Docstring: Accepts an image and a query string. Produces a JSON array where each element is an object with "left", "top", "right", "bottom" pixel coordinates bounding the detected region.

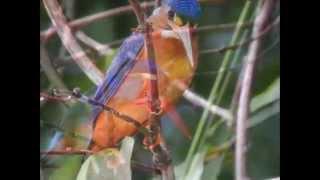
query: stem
[
  {"left": 184, "top": 1, "right": 253, "bottom": 175},
  {"left": 128, "top": 0, "right": 145, "bottom": 26},
  {"left": 235, "top": 1, "right": 277, "bottom": 180},
  {"left": 43, "top": 0, "right": 104, "bottom": 85},
  {"left": 40, "top": 149, "right": 93, "bottom": 155},
  {"left": 40, "top": 44, "right": 67, "bottom": 90},
  {"left": 196, "top": 21, "right": 253, "bottom": 34},
  {"left": 183, "top": 89, "right": 232, "bottom": 121},
  {"left": 76, "top": 31, "right": 113, "bottom": 56},
  {"left": 128, "top": 1, "right": 174, "bottom": 179},
  {"left": 41, "top": 1, "right": 155, "bottom": 42}
]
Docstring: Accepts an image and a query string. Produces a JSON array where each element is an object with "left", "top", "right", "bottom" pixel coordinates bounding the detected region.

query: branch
[
  {"left": 128, "top": 1, "right": 174, "bottom": 179},
  {"left": 41, "top": 1, "right": 155, "bottom": 42},
  {"left": 40, "top": 44, "right": 68, "bottom": 90},
  {"left": 183, "top": 89, "right": 232, "bottom": 121},
  {"left": 40, "top": 149, "right": 93, "bottom": 155},
  {"left": 76, "top": 31, "right": 114, "bottom": 56},
  {"left": 128, "top": 0, "right": 145, "bottom": 26},
  {"left": 235, "top": 1, "right": 277, "bottom": 180},
  {"left": 196, "top": 21, "right": 253, "bottom": 33},
  {"left": 104, "top": 22, "right": 253, "bottom": 49},
  {"left": 43, "top": 0, "right": 104, "bottom": 85},
  {"left": 52, "top": 21, "right": 254, "bottom": 64},
  {"left": 40, "top": 89, "right": 149, "bottom": 136},
  {"left": 200, "top": 17, "right": 279, "bottom": 55}
]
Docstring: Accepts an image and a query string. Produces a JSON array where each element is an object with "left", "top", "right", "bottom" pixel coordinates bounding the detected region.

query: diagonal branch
[
  {"left": 183, "top": 89, "right": 232, "bottom": 121},
  {"left": 43, "top": 0, "right": 104, "bottom": 85},
  {"left": 40, "top": 90, "right": 149, "bottom": 136},
  {"left": 76, "top": 31, "right": 114, "bottom": 56},
  {"left": 41, "top": 1, "right": 155, "bottom": 42},
  {"left": 235, "top": 1, "right": 278, "bottom": 180}
]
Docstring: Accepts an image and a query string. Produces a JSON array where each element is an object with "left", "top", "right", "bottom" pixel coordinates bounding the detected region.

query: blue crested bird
[{"left": 88, "top": 0, "right": 202, "bottom": 152}]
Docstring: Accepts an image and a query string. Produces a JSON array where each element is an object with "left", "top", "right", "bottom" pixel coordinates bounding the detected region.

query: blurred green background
[{"left": 40, "top": 0, "right": 280, "bottom": 180}]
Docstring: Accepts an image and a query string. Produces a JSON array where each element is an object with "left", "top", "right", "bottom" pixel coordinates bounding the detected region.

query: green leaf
[
  {"left": 248, "top": 77, "right": 280, "bottom": 128},
  {"left": 175, "top": 150, "right": 206, "bottom": 180},
  {"left": 249, "top": 100, "right": 279, "bottom": 128},
  {"left": 185, "top": 152, "right": 206, "bottom": 180},
  {"left": 49, "top": 156, "right": 83, "bottom": 180},
  {"left": 251, "top": 77, "right": 280, "bottom": 113},
  {"left": 202, "top": 155, "right": 225, "bottom": 180},
  {"left": 76, "top": 137, "right": 134, "bottom": 180}
]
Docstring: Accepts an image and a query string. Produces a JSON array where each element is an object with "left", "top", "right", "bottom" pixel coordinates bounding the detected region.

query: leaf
[
  {"left": 49, "top": 156, "right": 83, "bottom": 180},
  {"left": 175, "top": 150, "right": 206, "bottom": 180},
  {"left": 201, "top": 155, "right": 225, "bottom": 180},
  {"left": 249, "top": 77, "right": 280, "bottom": 127},
  {"left": 76, "top": 137, "right": 134, "bottom": 180},
  {"left": 265, "top": 177, "right": 280, "bottom": 180},
  {"left": 185, "top": 152, "right": 206, "bottom": 180},
  {"left": 251, "top": 77, "right": 280, "bottom": 113},
  {"left": 249, "top": 100, "right": 279, "bottom": 128}
]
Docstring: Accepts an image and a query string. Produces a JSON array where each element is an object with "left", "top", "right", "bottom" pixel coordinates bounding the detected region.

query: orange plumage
[{"left": 89, "top": 8, "right": 198, "bottom": 152}]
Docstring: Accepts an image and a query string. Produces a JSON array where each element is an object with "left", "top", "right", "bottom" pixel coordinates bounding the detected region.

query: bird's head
[{"left": 147, "top": 0, "right": 201, "bottom": 68}]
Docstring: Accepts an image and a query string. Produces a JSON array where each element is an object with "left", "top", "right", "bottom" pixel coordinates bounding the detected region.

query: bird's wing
[{"left": 90, "top": 33, "right": 145, "bottom": 125}]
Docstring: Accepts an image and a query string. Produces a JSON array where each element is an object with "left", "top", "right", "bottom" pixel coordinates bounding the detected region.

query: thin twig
[
  {"left": 43, "top": 0, "right": 104, "bottom": 85},
  {"left": 41, "top": 1, "right": 155, "bottom": 42},
  {"left": 196, "top": 21, "right": 253, "bottom": 33},
  {"left": 183, "top": 89, "right": 232, "bottom": 121},
  {"left": 184, "top": 2, "right": 253, "bottom": 175},
  {"left": 40, "top": 149, "right": 93, "bottom": 155},
  {"left": 104, "top": 22, "right": 253, "bottom": 48},
  {"left": 145, "top": 22, "right": 173, "bottom": 180},
  {"left": 235, "top": 1, "right": 277, "bottom": 180},
  {"left": 200, "top": 17, "right": 279, "bottom": 55},
  {"left": 128, "top": 1, "right": 174, "bottom": 179},
  {"left": 40, "top": 45, "right": 68, "bottom": 90},
  {"left": 41, "top": 90, "right": 149, "bottom": 135},
  {"left": 128, "top": 0, "right": 145, "bottom": 26},
  {"left": 40, "top": 91, "right": 72, "bottom": 102},
  {"left": 52, "top": 21, "right": 254, "bottom": 65},
  {"left": 57, "top": 0, "right": 76, "bottom": 59},
  {"left": 76, "top": 31, "right": 114, "bottom": 56}
]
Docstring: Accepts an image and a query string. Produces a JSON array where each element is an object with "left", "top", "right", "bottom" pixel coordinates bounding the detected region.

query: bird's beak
[{"left": 167, "top": 22, "right": 195, "bottom": 68}]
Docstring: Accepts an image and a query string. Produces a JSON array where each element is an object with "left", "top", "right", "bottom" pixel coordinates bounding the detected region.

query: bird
[{"left": 88, "top": 0, "right": 202, "bottom": 152}]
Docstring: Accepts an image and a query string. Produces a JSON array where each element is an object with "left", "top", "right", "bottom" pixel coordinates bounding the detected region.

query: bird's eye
[{"left": 168, "top": 10, "right": 175, "bottom": 20}]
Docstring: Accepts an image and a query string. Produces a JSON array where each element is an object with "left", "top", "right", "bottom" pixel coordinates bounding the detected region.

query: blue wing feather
[
  {"left": 90, "top": 33, "right": 144, "bottom": 125},
  {"left": 167, "top": 0, "right": 201, "bottom": 20}
]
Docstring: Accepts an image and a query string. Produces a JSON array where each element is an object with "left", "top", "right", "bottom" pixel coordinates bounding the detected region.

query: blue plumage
[
  {"left": 90, "top": 33, "right": 144, "bottom": 125},
  {"left": 167, "top": 0, "right": 202, "bottom": 20}
]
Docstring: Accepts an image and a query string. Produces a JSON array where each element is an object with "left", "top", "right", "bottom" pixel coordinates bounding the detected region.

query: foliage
[{"left": 77, "top": 137, "right": 134, "bottom": 180}]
